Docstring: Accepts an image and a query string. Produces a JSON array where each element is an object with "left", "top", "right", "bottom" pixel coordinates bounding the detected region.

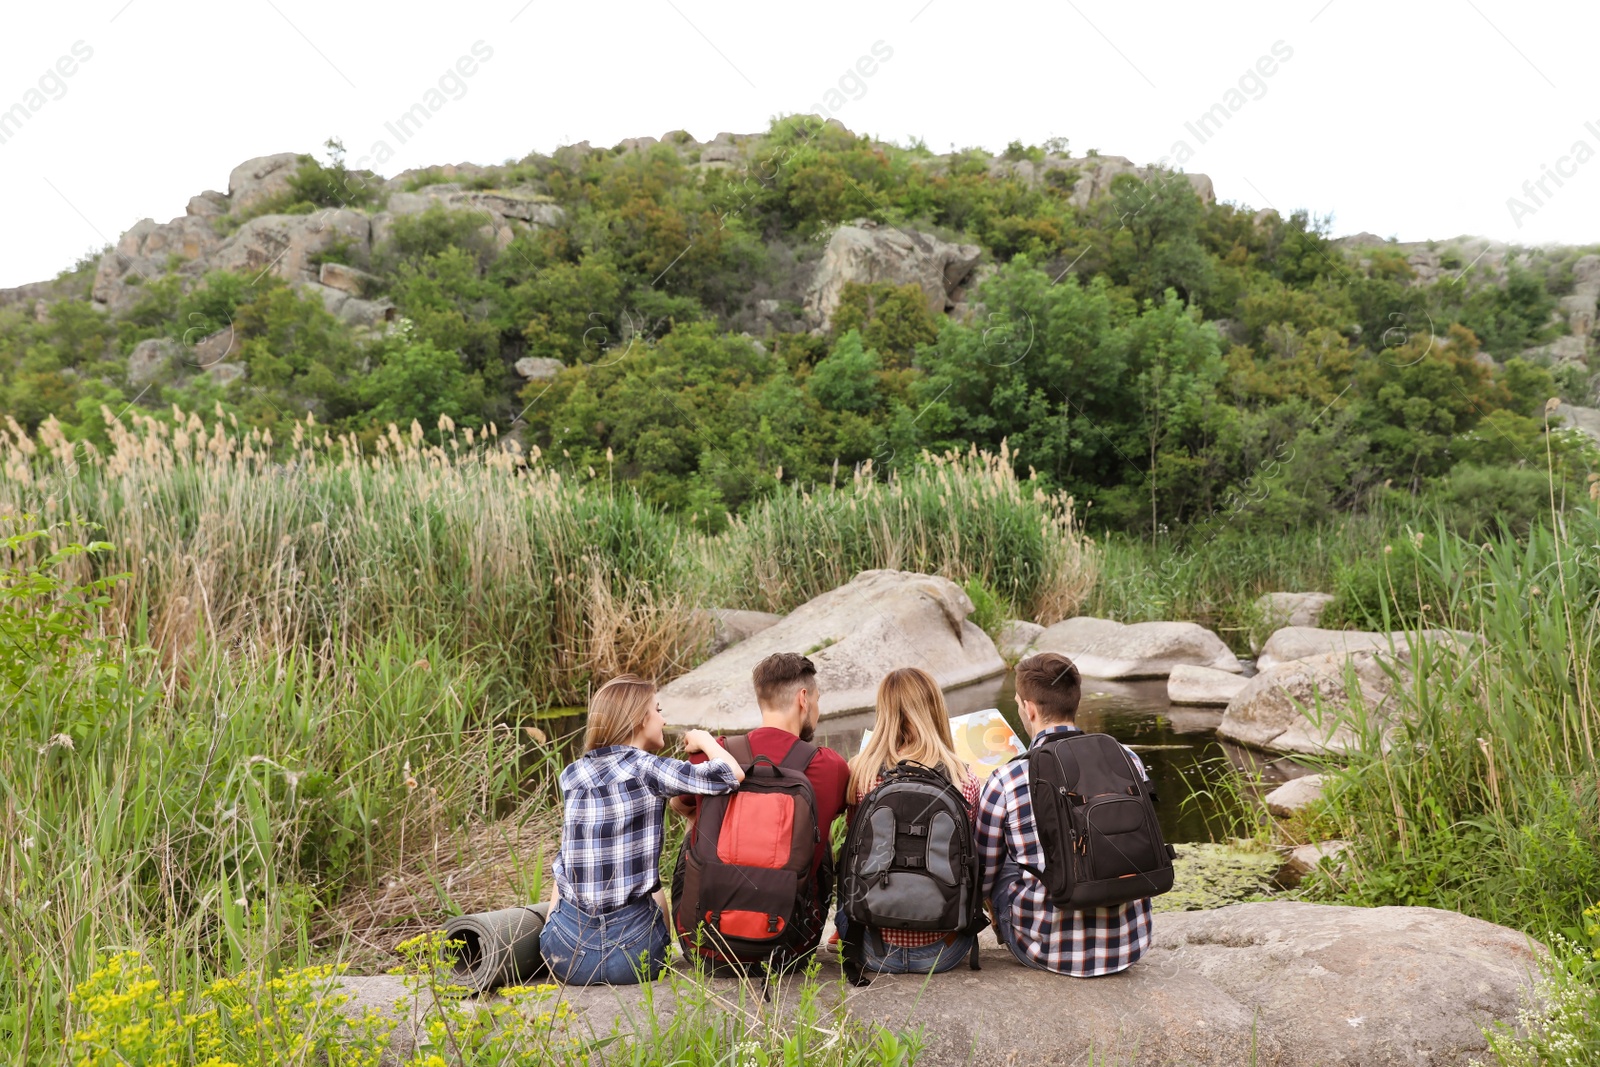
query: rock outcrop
[
  {"left": 995, "top": 619, "right": 1043, "bottom": 661},
  {"left": 803, "top": 220, "right": 982, "bottom": 330},
  {"left": 695, "top": 608, "right": 784, "bottom": 657},
  {"left": 1218, "top": 650, "right": 1402, "bottom": 755},
  {"left": 334, "top": 901, "right": 1540, "bottom": 1067},
  {"left": 658, "top": 570, "right": 1003, "bottom": 729},
  {"left": 1026, "top": 617, "right": 1242, "bottom": 679},
  {"left": 1255, "top": 625, "right": 1465, "bottom": 672},
  {"left": 1167, "top": 663, "right": 1250, "bottom": 706}
]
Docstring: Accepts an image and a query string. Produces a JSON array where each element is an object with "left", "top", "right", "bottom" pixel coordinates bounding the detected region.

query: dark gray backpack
[
  {"left": 1018, "top": 731, "right": 1176, "bottom": 910},
  {"left": 836, "top": 760, "right": 985, "bottom": 985}
]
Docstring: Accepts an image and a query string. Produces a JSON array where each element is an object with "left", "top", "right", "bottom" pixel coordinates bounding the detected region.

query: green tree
[{"left": 807, "top": 330, "right": 883, "bottom": 413}]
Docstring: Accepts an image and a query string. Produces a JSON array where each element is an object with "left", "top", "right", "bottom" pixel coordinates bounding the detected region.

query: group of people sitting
[{"left": 535, "top": 650, "right": 1164, "bottom": 985}]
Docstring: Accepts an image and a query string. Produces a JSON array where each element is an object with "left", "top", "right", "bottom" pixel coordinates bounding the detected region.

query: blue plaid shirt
[
  {"left": 552, "top": 746, "right": 737, "bottom": 914},
  {"left": 976, "top": 724, "right": 1154, "bottom": 976}
]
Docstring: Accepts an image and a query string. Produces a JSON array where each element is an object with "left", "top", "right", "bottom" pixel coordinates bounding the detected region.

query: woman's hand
[{"left": 683, "top": 728, "right": 716, "bottom": 754}]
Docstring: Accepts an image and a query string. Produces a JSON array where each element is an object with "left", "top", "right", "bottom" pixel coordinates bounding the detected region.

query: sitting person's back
[
  {"left": 976, "top": 652, "right": 1154, "bottom": 977},
  {"left": 675, "top": 652, "right": 849, "bottom": 972},
  {"left": 837, "top": 667, "right": 983, "bottom": 977}
]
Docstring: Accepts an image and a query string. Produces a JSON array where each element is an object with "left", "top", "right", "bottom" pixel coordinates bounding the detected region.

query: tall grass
[{"left": 718, "top": 444, "right": 1096, "bottom": 622}]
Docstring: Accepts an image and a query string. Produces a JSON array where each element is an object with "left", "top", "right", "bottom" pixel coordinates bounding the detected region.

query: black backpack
[
  {"left": 836, "top": 760, "right": 986, "bottom": 985},
  {"left": 1016, "top": 731, "right": 1176, "bottom": 910}
]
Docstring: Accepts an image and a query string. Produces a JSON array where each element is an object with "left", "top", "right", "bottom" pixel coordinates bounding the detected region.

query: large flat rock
[
  {"left": 1256, "top": 626, "right": 1466, "bottom": 672},
  {"left": 659, "top": 570, "right": 1003, "bottom": 729},
  {"left": 1028, "top": 617, "right": 1243, "bottom": 679},
  {"left": 336, "top": 902, "right": 1539, "bottom": 1066},
  {"left": 1218, "top": 650, "right": 1403, "bottom": 755}
]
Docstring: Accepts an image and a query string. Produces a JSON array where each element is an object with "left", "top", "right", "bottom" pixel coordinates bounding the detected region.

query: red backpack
[{"left": 673, "top": 736, "right": 823, "bottom": 965}]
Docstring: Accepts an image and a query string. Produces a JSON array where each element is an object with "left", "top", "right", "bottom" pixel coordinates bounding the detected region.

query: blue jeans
[
  {"left": 835, "top": 911, "right": 976, "bottom": 975},
  {"left": 989, "top": 855, "right": 1050, "bottom": 972},
  {"left": 539, "top": 897, "right": 669, "bottom": 985}
]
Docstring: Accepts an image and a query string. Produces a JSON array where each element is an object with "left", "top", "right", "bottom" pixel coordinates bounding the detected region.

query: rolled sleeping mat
[{"left": 441, "top": 903, "right": 548, "bottom": 992}]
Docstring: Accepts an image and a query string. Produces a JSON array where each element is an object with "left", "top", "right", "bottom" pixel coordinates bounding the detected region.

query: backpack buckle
[{"left": 767, "top": 915, "right": 780, "bottom": 933}]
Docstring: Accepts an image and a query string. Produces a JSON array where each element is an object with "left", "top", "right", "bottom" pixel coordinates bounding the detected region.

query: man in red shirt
[{"left": 673, "top": 652, "right": 850, "bottom": 970}]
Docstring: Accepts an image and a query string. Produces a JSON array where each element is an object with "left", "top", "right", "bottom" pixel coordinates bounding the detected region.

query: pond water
[{"left": 814, "top": 669, "right": 1314, "bottom": 843}]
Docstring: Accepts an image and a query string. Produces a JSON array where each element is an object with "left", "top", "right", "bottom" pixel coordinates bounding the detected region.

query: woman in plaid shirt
[
  {"left": 837, "top": 667, "right": 981, "bottom": 974},
  {"left": 540, "top": 675, "right": 745, "bottom": 985}
]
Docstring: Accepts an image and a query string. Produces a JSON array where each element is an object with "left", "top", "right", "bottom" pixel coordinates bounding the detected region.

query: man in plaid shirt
[{"left": 975, "top": 652, "right": 1154, "bottom": 976}]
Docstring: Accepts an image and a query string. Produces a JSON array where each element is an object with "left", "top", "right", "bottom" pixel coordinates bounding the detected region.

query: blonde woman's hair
[
  {"left": 583, "top": 674, "right": 657, "bottom": 752},
  {"left": 848, "top": 668, "right": 972, "bottom": 802}
]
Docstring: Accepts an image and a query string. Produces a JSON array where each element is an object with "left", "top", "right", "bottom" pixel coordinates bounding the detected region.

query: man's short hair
[
  {"left": 752, "top": 652, "right": 817, "bottom": 707},
  {"left": 1015, "top": 652, "right": 1081, "bottom": 723}
]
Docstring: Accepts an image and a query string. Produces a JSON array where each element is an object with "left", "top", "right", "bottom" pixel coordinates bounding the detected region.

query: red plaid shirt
[{"left": 975, "top": 724, "right": 1153, "bottom": 976}]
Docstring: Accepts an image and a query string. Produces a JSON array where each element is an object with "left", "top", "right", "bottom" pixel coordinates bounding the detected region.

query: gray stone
[
  {"left": 659, "top": 569, "right": 1003, "bottom": 729},
  {"left": 333, "top": 901, "right": 1538, "bottom": 1067},
  {"left": 1027, "top": 616, "right": 1242, "bottom": 679},
  {"left": 803, "top": 221, "right": 982, "bottom": 329},
  {"left": 996, "top": 619, "right": 1044, "bottom": 661},
  {"left": 1256, "top": 626, "right": 1466, "bottom": 672},
  {"left": 92, "top": 215, "right": 225, "bottom": 312},
  {"left": 189, "top": 327, "right": 235, "bottom": 368},
  {"left": 319, "top": 262, "right": 380, "bottom": 296},
  {"left": 1252, "top": 593, "right": 1334, "bottom": 650},
  {"left": 697, "top": 608, "right": 784, "bottom": 656},
  {"left": 1556, "top": 402, "right": 1600, "bottom": 444},
  {"left": 513, "top": 356, "right": 564, "bottom": 382},
  {"left": 1167, "top": 663, "right": 1250, "bottom": 706},
  {"left": 1263, "top": 773, "right": 1327, "bottom": 817},
  {"left": 226, "top": 152, "right": 302, "bottom": 212},
  {"left": 205, "top": 362, "right": 246, "bottom": 387},
  {"left": 1218, "top": 650, "right": 1402, "bottom": 756},
  {"left": 212, "top": 210, "right": 371, "bottom": 285},
  {"left": 1275, "top": 840, "right": 1349, "bottom": 888},
  {"left": 186, "top": 190, "right": 229, "bottom": 217},
  {"left": 127, "top": 338, "right": 180, "bottom": 385}
]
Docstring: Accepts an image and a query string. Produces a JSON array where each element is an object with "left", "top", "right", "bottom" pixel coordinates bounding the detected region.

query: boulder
[
  {"left": 1027, "top": 617, "right": 1242, "bottom": 679},
  {"left": 212, "top": 210, "right": 371, "bottom": 284},
  {"left": 1275, "top": 840, "right": 1349, "bottom": 888},
  {"left": 513, "top": 356, "right": 564, "bottom": 382},
  {"left": 127, "top": 338, "right": 180, "bottom": 385},
  {"left": 1167, "top": 663, "right": 1249, "bottom": 706},
  {"left": 1556, "top": 402, "right": 1600, "bottom": 444},
  {"left": 1218, "top": 650, "right": 1402, "bottom": 756},
  {"left": 186, "top": 190, "right": 229, "bottom": 217},
  {"left": 92, "top": 215, "right": 225, "bottom": 312},
  {"left": 334, "top": 901, "right": 1538, "bottom": 1066},
  {"left": 1256, "top": 626, "right": 1464, "bottom": 672},
  {"left": 374, "top": 185, "right": 563, "bottom": 251},
  {"left": 227, "top": 152, "right": 302, "bottom": 212},
  {"left": 189, "top": 327, "right": 235, "bottom": 368},
  {"left": 995, "top": 619, "right": 1044, "bottom": 661},
  {"left": 1251, "top": 592, "right": 1334, "bottom": 651},
  {"left": 658, "top": 570, "right": 1003, "bottom": 729},
  {"left": 206, "top": 362, "right": 246, "bottom": 387},
  {"left": 1263, "top": 773, "right": 1327, "bottom": 817},
  {"left": 698, "top": 608, "right": 784, "bottom": 657},
  {"left": 318, "top": 262, "right": 379, "bottom": 296},
  {"left": 803, "top": 221, "right": 982, "bottom": 329}
]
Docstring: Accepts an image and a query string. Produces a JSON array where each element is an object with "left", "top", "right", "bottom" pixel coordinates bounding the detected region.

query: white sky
[{"left": 2, "top": 0, "right": 1597, "bottom": 289}]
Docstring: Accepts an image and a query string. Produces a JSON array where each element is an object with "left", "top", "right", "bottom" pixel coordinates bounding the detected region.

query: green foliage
[
  {"left": 831, "top": 281, "right": 941, "bottom": 366},
  {"left": 360, "top": 324, "right": 489, "bottom": 429},
  {"left": 808, "top": 330, "right": 883, "bottom": 413}
]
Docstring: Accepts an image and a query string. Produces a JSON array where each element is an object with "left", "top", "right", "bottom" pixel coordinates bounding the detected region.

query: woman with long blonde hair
[
  {"left": 839, "top": 667, "right": 981, "bottom": 974},
  {"left": 539, "top": 674, "right": 744, "bottom": 985}
]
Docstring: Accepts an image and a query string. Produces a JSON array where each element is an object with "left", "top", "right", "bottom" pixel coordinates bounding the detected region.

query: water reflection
[{"left": 814, "top": 671, "right": 1313, "bottom": 844}]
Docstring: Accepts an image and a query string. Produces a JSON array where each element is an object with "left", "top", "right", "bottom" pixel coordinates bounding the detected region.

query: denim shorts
[
  {"left": 834, "top": 911, "right": 977, "bottom": 975},
  {"left": 539, "top": 896, "right": 669, "bottom": 985}
]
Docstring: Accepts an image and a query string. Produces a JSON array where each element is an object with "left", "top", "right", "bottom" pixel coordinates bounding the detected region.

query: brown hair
[
  {"left": 848, "top": 668, "right": 972, "bottom": 802},
  {"left": 583, "top": 674, "right": 657, "bottom": 752},
  {"left": 751, "top": 652, "right": 817, "bottom": 709},
  {"left": 1015, "top": 652, "right": 1081, "bottom": 723}
]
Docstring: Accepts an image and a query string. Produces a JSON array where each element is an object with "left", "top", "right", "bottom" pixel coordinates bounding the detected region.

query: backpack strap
[
  {"left": 723, "top": 734, "right": 756, "bottom": 770},
  {"left": 777, "top": 737, "right": 819, "bottom": 772}
]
